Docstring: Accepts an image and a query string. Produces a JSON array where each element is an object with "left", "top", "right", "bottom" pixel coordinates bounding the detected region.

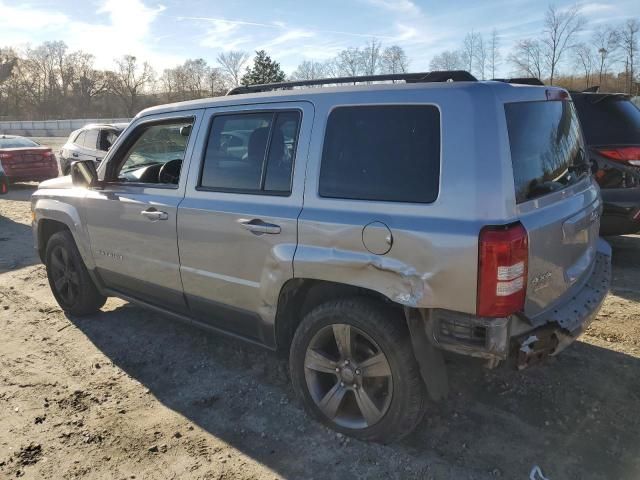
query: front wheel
[
  {"left": 45, "top": 230, "right": 106, "bottom": 315},
  {"left": 289, "top": 297, "right": 426, "bottom": 443}
]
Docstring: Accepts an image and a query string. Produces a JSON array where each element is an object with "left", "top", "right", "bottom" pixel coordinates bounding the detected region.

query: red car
[{"left": 0, "top": 135, "right": 58, "bottom": 183}]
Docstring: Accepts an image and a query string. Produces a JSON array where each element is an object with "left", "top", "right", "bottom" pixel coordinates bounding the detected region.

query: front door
[
  {"left": 83, "top": 111, "right": 202, "bottom": 313},
  {"left": 178, "top": 102, "right": 314, "bottom": 344}
]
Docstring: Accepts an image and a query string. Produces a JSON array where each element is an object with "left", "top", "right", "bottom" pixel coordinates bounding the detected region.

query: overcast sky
[{"left": 1, "top": 0, "right": 639, "bottom": 76}]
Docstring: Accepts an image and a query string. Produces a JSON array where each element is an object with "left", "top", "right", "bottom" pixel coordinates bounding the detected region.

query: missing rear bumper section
[{"left": 417, "top": 246, "right": 611, "bottom": 368}]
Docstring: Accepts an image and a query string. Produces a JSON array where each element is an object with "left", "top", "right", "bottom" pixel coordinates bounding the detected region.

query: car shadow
[
  {"left": 0, "top": 214, "right": 39, "bottom": 273},
  {"left": 607, "top": 234, "right": 640, "bottom": 302},
  {"left": 67, "top": 302, "right": 640, "bottom": 479}
]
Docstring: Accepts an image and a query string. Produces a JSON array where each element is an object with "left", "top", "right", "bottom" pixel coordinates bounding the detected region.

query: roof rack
[
  {"left": 492, "top": 77, "right": 545, "bottom": 86},
  {"left": 226, "top": 70, "right": 477, "bottom": 95}
]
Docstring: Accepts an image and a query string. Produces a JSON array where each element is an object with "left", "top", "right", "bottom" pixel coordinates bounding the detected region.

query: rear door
[
  {"left": 505, "top": 98, "right": 602, "bottom": 319},
  {"left": 178, "top": 102, "right": 313, "bottom": 344}
]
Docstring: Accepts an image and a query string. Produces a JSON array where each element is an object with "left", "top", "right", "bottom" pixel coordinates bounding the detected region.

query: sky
[{"left": 1, "top": 0, "right": 639, "bottom": 77}]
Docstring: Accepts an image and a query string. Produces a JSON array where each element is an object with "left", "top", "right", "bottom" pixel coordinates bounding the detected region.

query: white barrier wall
[{"left": 0, "top": 118, "right": 131, "bottom": 137}]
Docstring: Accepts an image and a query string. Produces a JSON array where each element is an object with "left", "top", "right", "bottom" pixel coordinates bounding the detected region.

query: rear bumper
[
  {"left": 6, "top": 170, "right": 58, "bottom": 183},
  {"left": 425, "top": 239, "right": 612, "bottom": 367}
]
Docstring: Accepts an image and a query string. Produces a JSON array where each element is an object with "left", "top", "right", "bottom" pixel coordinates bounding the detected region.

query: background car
[
  {"left": 58, "top": 123, "right": 128, "bottom": 175},
  {"left": 0, "top": 135, "right": 58, "bottom": 184},
  {"left": 0, "top": 162, "right": 8, "bottom": 194},
  {"left": 571, "top": 90, "right": 640, "bottom": 235}
]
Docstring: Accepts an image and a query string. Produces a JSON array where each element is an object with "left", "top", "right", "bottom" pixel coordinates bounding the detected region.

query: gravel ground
[{"left": 1, "top": 184, "right": 639, "bottom": 479}]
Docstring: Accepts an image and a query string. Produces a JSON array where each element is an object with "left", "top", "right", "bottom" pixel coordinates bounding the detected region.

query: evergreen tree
[{"left": 241, "top": 50, "right": 286, "bottom": 86}]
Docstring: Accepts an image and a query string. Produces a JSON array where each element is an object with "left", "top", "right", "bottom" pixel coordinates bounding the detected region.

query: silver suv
[{"left": 31, "top": 72, "right": 612, "bottom": 443}]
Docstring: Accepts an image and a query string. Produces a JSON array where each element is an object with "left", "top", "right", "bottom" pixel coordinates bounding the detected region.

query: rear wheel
[
  {"left": 45, "top": 230, "right": 106, "bottom": 315},
  {"left": 289, "top": 297, "right": 426, "bottom": 443}
]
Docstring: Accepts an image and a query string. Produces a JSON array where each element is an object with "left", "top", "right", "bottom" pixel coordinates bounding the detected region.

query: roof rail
[
  {"left": 492, "top": 77, "right": 545, "bottom": 86},
  {"left": 226, "top": 70, "right": 477, "bottom": 95}
]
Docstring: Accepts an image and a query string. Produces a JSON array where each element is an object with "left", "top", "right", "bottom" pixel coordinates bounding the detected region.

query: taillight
[
  {"left": 477, "top": 223, "right": 528, "bottom": 317},
  {"left": 0, "top": 152, "right": 12, "bottom": 161},
  {"left": 596, "top": 146, "right": 640, "bottom": 167}
]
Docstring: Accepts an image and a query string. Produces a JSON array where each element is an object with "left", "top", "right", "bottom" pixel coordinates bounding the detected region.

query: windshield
[
  {"left": 505, "top": 100, "right": 588, "bottom": 204},
  {"left": 0, "top": 137, "right": 39, "bottom": 149}
]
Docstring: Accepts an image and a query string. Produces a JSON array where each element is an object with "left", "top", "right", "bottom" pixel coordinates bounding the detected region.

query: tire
[
  {"left": 289, "top": 297, "right": 426, "bottom": 443},
  {"left": 45, "top": 230, "right": 107, "bottom": 315}
]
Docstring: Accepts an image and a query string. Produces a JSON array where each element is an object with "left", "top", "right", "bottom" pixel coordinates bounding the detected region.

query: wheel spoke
[
  {"left": 318, "top": 382, "right": 346, "bottom": 419},
  {"left": 305, "top": 348, "right": 338, "bottom": 374},
  {"left": 54, "top": 276, "right": 68, "bottom": 292},
  {"left": 354, "top": 386, "right": 383, "bottom": 426},
  {"left": 59, "top": 247, "right": 70, "bottom": 266},
  {"left": 332, "top": 324, "right": 352, "bottom": 359},
  {"left": 359, "top": 353, "right": 391, "bottom": 378},
  {"left": 68, "top": 271, "right": 81, "bottom": 288},
  {"left": 51, "top": 253, "right": 65, "bottom": 272}
]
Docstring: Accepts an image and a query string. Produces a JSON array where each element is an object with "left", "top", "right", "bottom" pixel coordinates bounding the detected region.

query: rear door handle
[
  {"left": 239, "top": 219, "right": 281, "bottom": 235},
  {"left": 141, "top": 208, "right": 169, "bottom": 221}
]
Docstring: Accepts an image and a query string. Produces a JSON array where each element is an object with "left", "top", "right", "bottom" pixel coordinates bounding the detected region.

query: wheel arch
[{"left": 274, "top": 278, "right": 402, "bottom": 354}]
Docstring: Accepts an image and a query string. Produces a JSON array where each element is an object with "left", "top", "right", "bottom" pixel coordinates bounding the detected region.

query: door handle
[
  {"left": 141, "top": 208, "right": 169, "bottom": 221},
  {"left": 72, "top": 153, "right": 79, "bottom": 158},
  {"left": 239, "top": 219, "right": 281, "bottom": 235}
]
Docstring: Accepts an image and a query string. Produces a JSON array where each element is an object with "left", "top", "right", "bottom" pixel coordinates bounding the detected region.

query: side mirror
[{"left": 71, "top": 160, "right": 99, "bottom": 188}]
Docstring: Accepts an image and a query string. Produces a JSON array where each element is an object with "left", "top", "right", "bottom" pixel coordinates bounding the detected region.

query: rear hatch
[
  {"left": 0, "top": 147, "right": 57, "bottom": 176},
  {"left": 505, "top": 97, "right": 601, "bottom": 320}
]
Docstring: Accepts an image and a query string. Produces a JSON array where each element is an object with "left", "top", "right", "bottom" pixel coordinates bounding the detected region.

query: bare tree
[
  {"left": 592, "top": 25, "right": 620, "bottom": 87},
  {"left": 0, "top": 48, "right": 17, "bottom": 84},
  {"left": 107, "top": 55, "right": 155, "bottom": 116},
  {"left": 489, "top": 29, "right": 500, "bottom": 78},
  {"left": 574, "top": 43, "right": 596, "bottom": 88},
  {"left": 336, "top": 47, "right": 363, "bottom": 77},
  {"left": 429, "top": 50, "right": 463, "bottom": 71},
  {"left": 290, "top": 60, "right": 331, "bottom": 81},
  {"left": 381, "top": 45, "right": 409, "bottom": 74},
  {"left": 510, "top": 39, "right": 545, "bottom": 79},
  {"left": 541, "top": 5, "right": 585, "bottom": 85},
  {"left": 216, "top": 51, "right": 250, "bottom": 88},
  {"left": 474, "top": 35, "right": 488, "bottom": 79},
  {"left": 461, "top": 31, "right": 480, "bottom": 74},
  {"left": 361, "top": 39, "right": 382, "bottom": 76},
  {"left": 620, "top": 19, "right": 639, "bottom": 94}
]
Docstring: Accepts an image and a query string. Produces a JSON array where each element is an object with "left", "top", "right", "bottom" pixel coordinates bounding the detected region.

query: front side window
[
  {"left": 114, "top": 120, "right": 193, "bottom": 185},
  {"left": 200, "top": 111, "right": 300, "bottom": 194},
  {"left": 319, "top": 105, "right": 441, "bottom": 203}
]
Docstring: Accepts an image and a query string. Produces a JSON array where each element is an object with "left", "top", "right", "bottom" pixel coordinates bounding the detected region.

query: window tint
[
  {"left": 83, "top": 129, "right": 99, "bottom": 149},
  {"left": 319, "top": 106, "right": 440, "bottom": 203},
  {"left": 116, "top": 120, "right": 193, "bottom": 185},
  {"left": 506, "top": 100, "right": 588, "bottom": 204},
  {"left": 200, "top": 111, "right": 300, "bottom": 194},
  {"left": 572, "top": 95, "right": 640, "bottom": 145}
]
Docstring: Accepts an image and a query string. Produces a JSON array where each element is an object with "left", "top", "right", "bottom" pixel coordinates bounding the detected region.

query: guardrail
[{"left": 0, "top": 118, "right": 131, "bottom": 137}]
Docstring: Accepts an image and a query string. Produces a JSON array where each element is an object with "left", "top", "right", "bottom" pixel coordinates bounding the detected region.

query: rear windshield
[
  {"left": 505, "top": 100, "right": 588, "bottom": 204},
  {"left": 0, "top": 137, "right": 39, "bottom": 148},
  {"left": 572, "top": 95, "right": 640, "bottom": 145}
]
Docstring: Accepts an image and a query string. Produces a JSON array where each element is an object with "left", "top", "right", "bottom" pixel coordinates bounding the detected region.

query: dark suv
[{"left": 571, "top": 91, "right": 640, "bottom": 235}]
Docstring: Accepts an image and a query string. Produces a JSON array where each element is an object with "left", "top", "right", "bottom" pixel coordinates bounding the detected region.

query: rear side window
[
  {"left": 83, "top": 129, "right": 99, "bottom": 149},
  {"left": 572, "top": 95, "right": 640, "bottom": 145},
  {"left": 74, "top": 131, "right": 86, "bottom": 146},
  {"left": 505, "top": 101, "right": 587, "bottom": 204},
  {"left": 319, "top": 105, "right": 440, "bottom": 203},
  {"left": 200, "top": 111, "right": 300, "bottom": 194}
]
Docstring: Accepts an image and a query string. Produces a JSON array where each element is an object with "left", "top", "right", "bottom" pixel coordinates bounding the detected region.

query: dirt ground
[{"left": 1, "top": 183, "right": 639, "bottom": 480}]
